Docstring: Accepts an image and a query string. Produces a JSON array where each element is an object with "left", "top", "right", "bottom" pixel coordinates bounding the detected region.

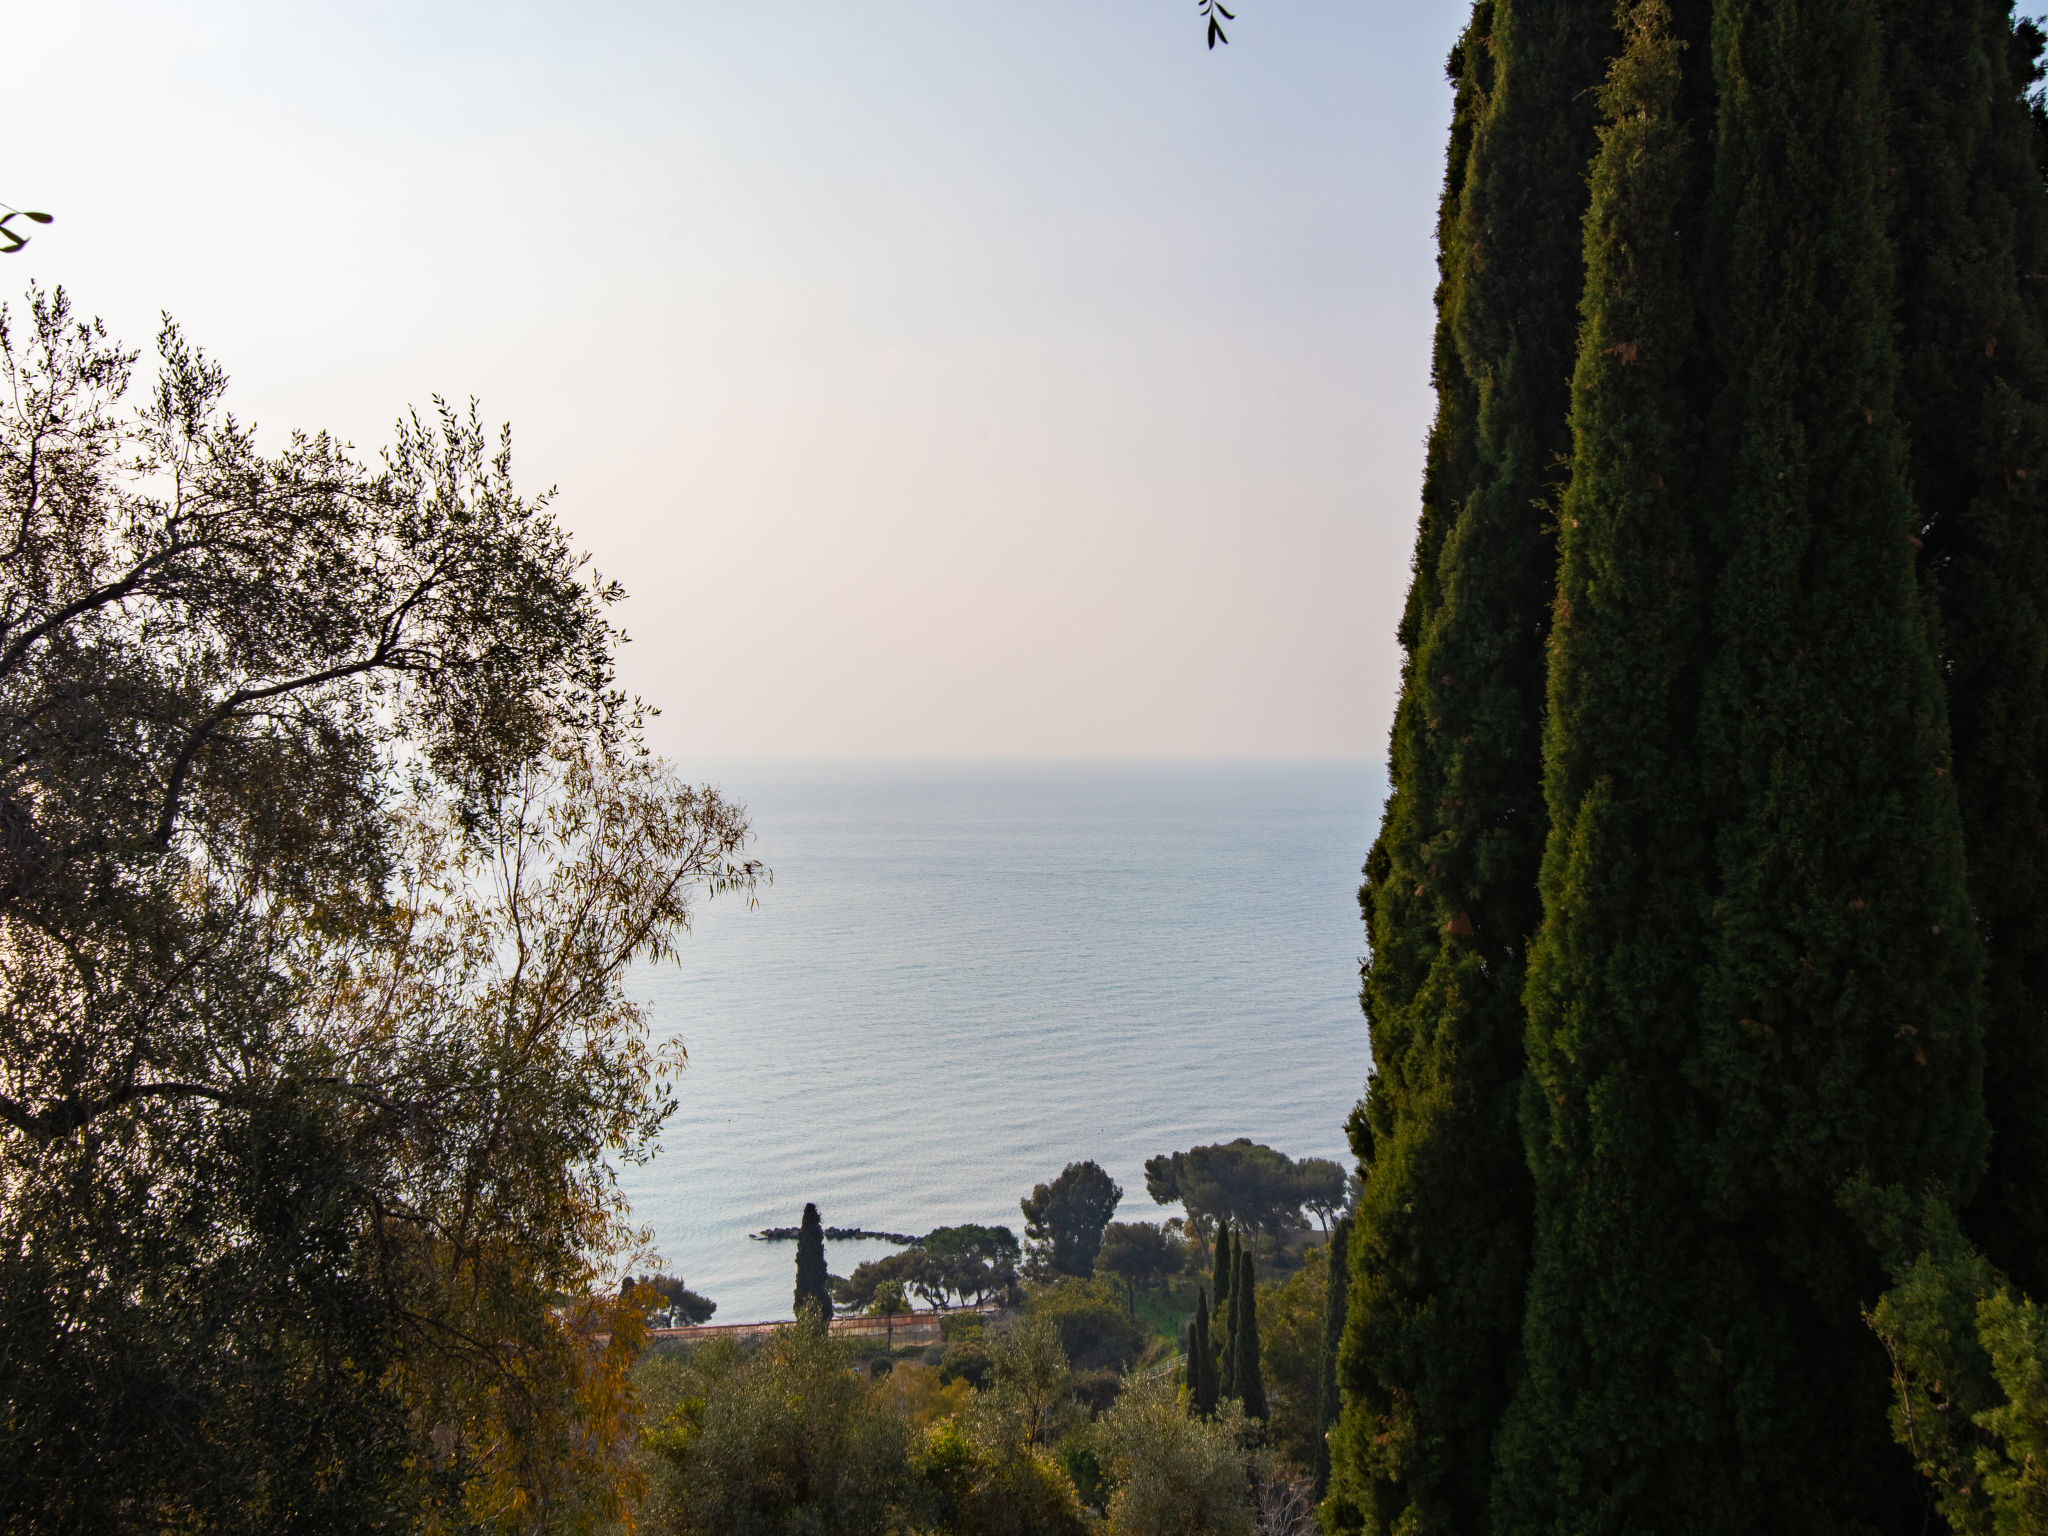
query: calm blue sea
[{"left": 617, "top": 761, "right": 1386, "bottom": 1324}]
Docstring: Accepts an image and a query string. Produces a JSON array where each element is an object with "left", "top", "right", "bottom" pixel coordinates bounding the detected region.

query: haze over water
[{"left": 620, "top": 760, "right": 1385, "bottom": 1324}]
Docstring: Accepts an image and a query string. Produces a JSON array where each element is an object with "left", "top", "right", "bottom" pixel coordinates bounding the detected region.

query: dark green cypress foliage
[
  {"left": 1213, "top": 1225, "right": 1236, "bottom": 1400},
  {"left": 1223, "top": 1254, "right": 1239, "bottom": 1397},
  {"left": 1315, "top": 1214, "right": 1354, "bottom": 1502},
  {"left": 1212, "top": 1224, "right": 1234, "bottom": 1316},
  {"left": 1220, "top": 1253, "right": 1236, "bottom": 1409},
  {"left": 1500, "top": 0, "right": 1990, "bottom": 1528},
  {"left": 1684, "top": 0, "right": 1986, "bottom": 1520},
  {"left": 1191, "top": 1288, "right": 1218, "bottom": 1418},
  {"left": 1236, "top": 1248, "right": 1268, "bottom": 1421},
  {"left": 1339, "top": 0, "right": 1617, "bottom": 1528},
  {"left": 794, "top": 1202, "right": 833, "bottom": 1323},
  {"left": 1491, "top": 3, "right": 1720, "bottom": 1526},
  {"left": 1886, "top": 1, "right": 2048, "bottom": 1301}
]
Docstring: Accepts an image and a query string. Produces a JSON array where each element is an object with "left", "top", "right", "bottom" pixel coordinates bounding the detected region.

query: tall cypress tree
[
  {"left": 1687, "top": 0, "right": 1986, "bottom": 1519},
  {"left": 1499, "top": 1, "right": 1989, "bottom": 1528},
  {"left": 1315, "top": 1214, "right": 1354, "bottom": 1502},
  {"left": 1213, "top": 1225, "right": 1236, "bottom": 1400},
  {"left": 793, "top": 1202, "right": 833, "bottom": 1323},
  {"left": 1491, "top": 4, "right": 1720, "bottom": 1525},
  {"left": 1886, "top": 2, "right": 2048, "bottom": 1301},
  {"left": 1339, "top": 1, "right": 1617, "bottom": 1528},
  {"left": 1212, "top": 1224, "right": 1234, "bottom": 1317},
  {"left": 1191, "top": 1287, "right": 1218, "bottom": 1418},
  {"left": 1236, "top": 1248, "right": 1268, "bottom": 1421},
  {"left": 1224, "top": 1270, "right": 1241, "bottom": 1403},
  {"left": 1335, "top": 4, "right": 2046, "bottom": 1529}
]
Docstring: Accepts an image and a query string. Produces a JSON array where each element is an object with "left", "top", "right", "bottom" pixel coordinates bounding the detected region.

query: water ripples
[{"left": 617, "top": 761, "right": 1385, "bottom": 1323}]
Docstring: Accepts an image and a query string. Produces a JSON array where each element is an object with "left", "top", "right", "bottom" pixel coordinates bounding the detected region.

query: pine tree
[
  {"left": 1498, "top": 1, "right": 1990, "bottom": 1528},
  {"left": 794, "top": 1202, "right": 833, "bottom": 1323},
  {"left": 1886, "top": 2, "right": 2048, "bottom": 1301},
  {"left": 1236, "top": 1248, "right": 1268, "bottom": 1422},
  {"left": 1315, "top": 1214, "right": 1353, "bottom": 1502},
  {"left": 1191, "top": 1287, "right": 1218, "bottom": 1418},
  {"left": 1338, "top": 0, "right": 1618, "bottom": 1528}
]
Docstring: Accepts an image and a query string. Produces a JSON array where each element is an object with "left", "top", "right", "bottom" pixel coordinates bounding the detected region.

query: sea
[{"left": 617, "top": 760, "right": 1387, "bottom": 1324}]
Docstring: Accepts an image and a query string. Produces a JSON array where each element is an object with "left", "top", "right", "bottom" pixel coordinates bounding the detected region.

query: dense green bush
[
  {"left": 637, "top": 1321, "right": 909, "bottom": 1536},
  {"left": 1867, "top": 1198, "right": 2048, "bottom": 1534},
  {"left": 1255, "top": 1243, "right": 1330, "bottom": 1474},
  {"left": 1024, "top": 1277, "right": 1149, "bottom": 1375},
  {"left": 939, "top": 1315, "right": 995, "bottom": 1389},
  {"left": 1095, "top": 1378, "right": 1253, "bottom": 1536},
  {"left": 633, "top": 1313, "right": 1105, "bottom": 1536},
  {"left": 909, "top": 1417, "right": 1086, "bottom": 1536}
]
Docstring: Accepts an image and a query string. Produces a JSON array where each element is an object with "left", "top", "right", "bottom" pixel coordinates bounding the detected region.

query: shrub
[
  {"left": 879, "top": 1361, "right": 974, "bottom": 1433},
  {"left": 1254, "top": 1246, "right": 1328, "bottom": 1473},
  {"left": 941, "top": 1335, "right": 995, "bottom": 1390},
  {"left": 1096, "top": 1377, "right": 1254, "bottom": 1536},
  {"left": 909, "top": 1416, "right": 1087, "bottom": 1536},
  {"left": 1026, "top": 1276, "right": 1148, "bottom": 1375},
  {"left": 636, "top": 1321, "right": 909, "bottom": 1535}
]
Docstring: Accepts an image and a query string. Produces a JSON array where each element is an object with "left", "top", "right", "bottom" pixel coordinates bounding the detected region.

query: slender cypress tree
[
  {"left": 1315, "top": 1215, "right": 1354, "bottom": 1502},
  {"left": 1191, "top": 1288, "right": 1218, "bottom": 1418},
  {"left": 1236, "top": 1248, "right": 1268, "bottom": 1421},
  {"left": 1212, "top": 1225, "right": 1236, "bottom": 1400},
  {"left": 1220, "top": 1253, "right": 1236, "bottom": 1409},
  {"left": 793, "top": 1202, "right": 833, "bottom": 1323},
  {"left": 1336, "top": 4, "right": 2045, "bottom": 1530},
  {"left": 1886, "top": 2, "right": 2048, "bottom": 1301},
  {"left": 1498, "top": 1, "right": 1989, "bottom": 1528},
  {"left": 1686, "top": 0, "right": 1986, "bottom": 1519},
  {"left": 1491, "top": 4, "right": 1720, "bottom": 1525},
  {"left": 1339, "top": 1, "right": 1617, "bottom": 1528}
]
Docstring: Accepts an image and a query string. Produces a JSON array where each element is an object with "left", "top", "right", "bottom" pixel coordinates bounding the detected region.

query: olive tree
[
  {"left": 0, "top": 286, "right": 759, "bottom": 1533},
  {"left": 1096, "top": 1377, "right": 1253, "bottom": 1536}
]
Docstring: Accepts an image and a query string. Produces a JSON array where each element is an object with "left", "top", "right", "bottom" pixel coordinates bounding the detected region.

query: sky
[{"left": 13, "top": 1, "right": 1468, "bottom": 762}]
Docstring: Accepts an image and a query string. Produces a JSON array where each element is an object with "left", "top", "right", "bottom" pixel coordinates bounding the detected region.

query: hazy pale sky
[{"left": 15, "top": 1, "right": 1466, "bottom": 761}]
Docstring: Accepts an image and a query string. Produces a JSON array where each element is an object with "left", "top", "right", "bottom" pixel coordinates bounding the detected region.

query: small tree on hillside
[
  {"left": 974, "top": 1318, "right": 1076, "bottom": 1454},
  {"left": 922, "top": 1224, "right": 1021, "bottom": 1306},
  {"left": 1098, "top": 1376, "right": 1255, "bottom": 1536},
  {"left": 1213, "top": 1226, "right": 1237, "bottom": 1400},
  {"left": 639, "top": 1318, "right": 910, "bottom": 1535},
  {"left": 1295, "top": 1159, "right": 1347, "bottom": 1235},
  {"left": 836, "top": 1250, "right": 945, "bottom": 1313},
  {"left": 1097, "top": 1222, "right": 1182, "bottom": 1315},
  {"left": 624, "top": 1274, "right": 717, "bottom": 1327},
  {"left": 871, "top": 1279, "right": 907, "bottom": 1350},
  {"left": 1234, "top": 1249, "right": 1267, "bottom": 1422},
  {"left": 1024, "top": 1276, "right": 1149, "bottom": 1375},
  {"left": 1020, "top": 1161, "right": 1123, "bottom": 1279},
  {"left": 1190, "top": 1288, "right": 1218, "bottom": 1419},
  {"left": 1314, "top": 1214, "right": 1353, "bottom": 1500}
]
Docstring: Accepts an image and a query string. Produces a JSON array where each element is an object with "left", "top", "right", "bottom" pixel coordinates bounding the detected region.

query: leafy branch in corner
[
  {"left": 0, "top": 205, "right": 52, "bottom": 255},
  {"left": 1199, "top": 0, "right": 1234, "bottom": 50}
]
